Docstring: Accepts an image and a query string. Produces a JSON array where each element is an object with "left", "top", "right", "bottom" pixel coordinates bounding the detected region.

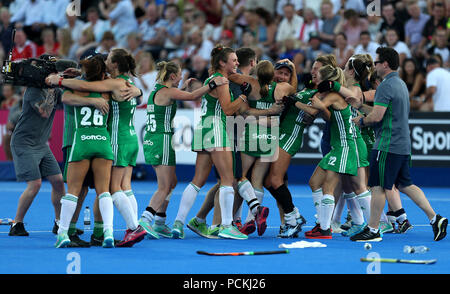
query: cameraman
[{"left": 8, "top": 54, "right": 77, "bottom": 236}]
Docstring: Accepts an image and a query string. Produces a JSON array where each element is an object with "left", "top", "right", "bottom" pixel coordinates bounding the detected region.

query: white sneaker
[{"left": 331, "top": 221, "right": 344, "bottom": 233}]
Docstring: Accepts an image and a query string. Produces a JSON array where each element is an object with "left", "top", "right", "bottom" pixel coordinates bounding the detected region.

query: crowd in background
[{"left": 0, "top": 0, "right": 448, "bottom": 113}]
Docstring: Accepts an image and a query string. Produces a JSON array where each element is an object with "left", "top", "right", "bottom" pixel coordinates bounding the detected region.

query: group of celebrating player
[{"left": 43, "top": 42, "right": 446, "bottom": 248}]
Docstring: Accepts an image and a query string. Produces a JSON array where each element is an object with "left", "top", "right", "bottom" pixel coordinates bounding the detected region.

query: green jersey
[
  {"left": 73, "top": 92, "right": 108, "bottom": 130},
  {"left": 108, "top": 75, "right": 138, "bottom": 145},
  {"left": 146, "top": 83, "right": 177, "bottom": 134},
  {"left": 63, "top": 103, "right": 75, "bottom": 148}
]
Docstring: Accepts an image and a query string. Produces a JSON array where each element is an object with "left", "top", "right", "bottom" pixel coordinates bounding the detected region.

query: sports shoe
[
  {"left": 9, "top": 222, "right": 29, "bottom": 236},
  {"left": 350, "top": 226, "right": 382, "bottom": 242},
  {"left": 233, "top": 219, "right": 243, "bottom": 230},
  {"left": 255, "top": 206, "right": 269, "bottom": 236},
  {"left": 397, "top": 219, "right": 413, "bottom": 234},
  {"left": 432, "top": 214, "right": 448, "bottom": 241},
  {"left": 218, "top": 225, "right": 248, "bottom": 240},
  {"left": 171, "top": 220, "right": 185, "bottom": 239},
  {"left": 55, "top": 232, "right": 71, "bottom": 248},
  {"left": 207, "top": 226, "right": 220, "bottom": 239},
  {"left": 277, "top": 225, "right": 286, "bottom": 238},
  {"left": 340, "top": 212, "right": 352, "bottom": 231},
  {"left": 379, "top": 221, "right": 395, "bottom": 234},
  {"left": 52, "top": 220, "right": 83, "bottom": 235},
  {"left": 279, "top": 223, "right": 301, "bottom": 238},
  {"left": 304, "top": 223, "right": 320, "bottom": 237},
  {"left": 342, "top": 222, "right": 366, "bottom": 237},
  {"left": 102, "top": 228, "right": 115, "bottom": 248},
  {"left": 331, "top": 221, "right": 344, "bottom": 234},
  {"left": 90, "top": 234, "right": 120, "bottom": 246},
  {"left": 153, "top": 223, "right": 173, "bottom": 238},
  {"left": 239, "top": 219, "right": 256, "bottom": 235},
  {"left": 139, "top": 219, "right": 160, "bottom": 239},
  {"left": 68, "top": 234, "right": 90, "bottom": 247},
  {"left": 116, "top": 225, "right": 147, "bottom": 247},
  {"left": 187, "top": 217, "right": 209, "bottom": 238},
  {"left": 305, "top": 227, "right": 332, "bottom": 239}
]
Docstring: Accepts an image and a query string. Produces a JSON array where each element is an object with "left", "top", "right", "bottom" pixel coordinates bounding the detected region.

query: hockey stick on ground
[
  {"left": 197, "top": 249, "right": 289, "bottom": 256},
  {"left": 360, "top": 257, "right": 437, "bottom": 264}
]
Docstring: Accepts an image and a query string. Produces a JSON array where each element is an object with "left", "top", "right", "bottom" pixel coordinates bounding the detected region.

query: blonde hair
[
  {"left": 156, "top": 61, "right": 180, "bottom": 82},
  {"left": 256, "top": 60, "right": 274, "bottom": 97},
  {"left": 316, "top": 54, "right": 337, "bottom": 67},
  {"left": 319, "top": 65, "right": 345, "bottom": 85}
]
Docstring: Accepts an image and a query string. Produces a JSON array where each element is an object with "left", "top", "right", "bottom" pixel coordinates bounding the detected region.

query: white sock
[
  {"left": 380, "top": 211, "right": 389, "bottom": 223},
  {"left": 58, "top": 194, "right": 78, "bottom": 234},
  {"left": 219, "top": 186, "right": 235, "bottom": 226},
  {"left": 319, "top": 194, "right": 335, "bottom": 230},
  {"left": 124, "top": 190, "right": 138, "bottom": 220},
  {"left": 244, "top": 188, "right": 264, "bottom": 223},
  {"left": 331, "top": 194, "right": 345, "bottom": 223},
  {"left": 344, "top": 192, "right": 364, "bottom": 225},
  {"left": 238, "top": 180, "right": 259, "bottom": 216},
  {"left": 99, "top": 192, "right": 114, "bottom": 231},
  {"left": 356, "top": 190, "right": 372, "bottom": 221},
  {"left": 112, "top": 191, "right": 138, "bottom": 230},
  {"left": 284, "top": 207, "right": 299, "bottom": 226},
  {"left": 154, "top": 214, "right": 166, "bottom": 225},
  {"left": 175, "top": 182, "right": 200, "bottom": 224},
  {"left": 312, "top": 188, "right": 323, "bottom": 223},
  {"left": 141, "top": 210, "right": 155, "bottom": 223}
]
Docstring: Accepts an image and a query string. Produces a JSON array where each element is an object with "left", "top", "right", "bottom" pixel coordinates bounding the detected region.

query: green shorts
[
  {"left": 278, "top": 123, "right": 305, "bottom": 156},
  {"left": 355, "top": 136, "right": 369, "bottom": 168},
  {"left": 69, "top": 128, "right": 114, "bottom": 163},
  {"left": 319, "top": 144, "right": 358, "bottom": 176},
  {"left": 112, "top": 140, "right": 139, "bottom": 167},
  {"left": 361, "top": 126, "right": 375, "bottom": 161},
  {"left": 241, "top": 122, "right": 277, "bottom": 157},
  {"left": 192, "top": 116, "right": 232, "bottom": 151},
  {"left": 143, "top": 132, "right": 175, "bottom": 166}
]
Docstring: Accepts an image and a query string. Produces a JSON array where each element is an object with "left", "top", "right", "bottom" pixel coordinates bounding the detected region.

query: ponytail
[
  {"left": 156, "top": 61, "right": 180, "bottom": 82},
  {"left": 110, "top": 48, "right": 137, "bottom": 76}
]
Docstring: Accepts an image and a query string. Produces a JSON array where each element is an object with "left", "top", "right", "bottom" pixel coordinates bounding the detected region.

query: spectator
[
  {"left": 55, "top": 28, "right": 72, "bottom": 58},
  {"left": 0, "top": 7, "right": 14, "bottom": 54},
  {"left": 10, "top": 0, "right": 46, "bottom": 44},
  {"left": 217, "top": 28, "right": 236, "bottom": 49},
  {"left": 275, "top": 0, "right": 303, "bottom": 21},
  {"left": 99, "top": 0, "right": 138, "bottom": 47},
  {"left": 11, "top": 28, "right": 37, "bottom": 61},
  {"left": 191, "top": 11, "right": 215, "bottom": 42},
  {"left": 354, "top": 31, "right": 380, "bottom": 61},
  {"left": 367, "top": 15, "right": 383, "bottom": 42},
  {"left": 254, "top": 8, "right": 277, "bottom": 52},
  {"left": 95, "top": 31, "right": 116, "bottom": 54},
  {"left": 279, "top": 38, "right": 306, "bottom": 64},
  {"left": 419, "top": 0, "right": 447, "bottom": 51},
  {"left": 139, "top": 2, "right": 164, "bottom": 61},
  {"left": 275, "top": 3, "right": 304, "bottom": 46},
  {"left": 132, "top": 51, "right": 157, "bottom": 107},
  {"left": 333, "top": 32, "right": 354, "bottom": 69},
  {"left": 36, "top": 27, "right": 59, "bottom": 56},
  {"left": 245, "top": 0, "right": 276, "bottom": 16},
  {"left": 188, "top": 0, "right": 222, "bottom": 26},
  {"left": 158, "top": 3, "right": 183, "bottom": 60},
  {"left": 81, "top": 6, "right": 111, "bottom": 44},
  {"left": 187, "top": 55, "right": 210, "bottom": 84},
  {"left": 424, "top": 28, "right": 449, "bottom": 67},
  {"left": 69, "top": 26, "right": 97, "bottom": 61},
  {"left": 404, "top": 0, "right": 430, "bottom": 55},
  {"left": 298, "top": 8, "right": 323, "bottom": 47},
  {"left": 304, "top": 32, "right": 333, "bottom": 72},
  {"left": 42, "top": 0, "right": 69, "bottom": 28},
  {"left": 320, "top": 0, "right": 341, "bottom": 47},
  {"left": 419, "top": 57, "right": 450, "bottom": 111},
  {"left": 126, "top": 32, "right": 143, "bottom": 57},
  {"left": 378, "top": 2, "right": 405, "bottom": 43},
  {"left": 344, "top": 0, "right": 366, "bottom": 15},
  {"left": 229, "top": 0, "right": 248, "bottom": 29},
  {"left": 63, "top": 13, "right": 85, "bottom": 45},
  {"left": 174, "top": 28, "right": 214, "bottom": 62},
  {"left": 182, "top": 2, "right": 197, "bottom": 40},
  {"left": 384, "top": 28, "right": 411, "bottom": 66},
  {"left": 0, "top": 84, "right": 19, "bottom": 110},
  {"left": 212, "top": 15, "right": 243, "bottom": 46},
  {"left": 335, "top": 9, "right": 369, "bottom": 47},
  {"left": 400, "top": 58, "right": 426, "bottom": 110}
]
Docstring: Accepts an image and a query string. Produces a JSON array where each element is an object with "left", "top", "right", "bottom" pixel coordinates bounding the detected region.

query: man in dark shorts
[{"left": 350, "top": 47, "right": 447, "bottom": 242}]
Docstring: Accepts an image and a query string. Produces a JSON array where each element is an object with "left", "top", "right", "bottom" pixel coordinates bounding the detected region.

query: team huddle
[{"left": 9, "top": 43, "right": 446, "bottom": 248}]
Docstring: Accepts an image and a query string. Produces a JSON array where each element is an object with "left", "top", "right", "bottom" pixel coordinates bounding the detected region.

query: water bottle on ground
[
  {"left": 84, "top": 206, "right": 91, "bottom": 231},
  {"left": 403, "top": 245, "right": 429, "bottom": 254}
]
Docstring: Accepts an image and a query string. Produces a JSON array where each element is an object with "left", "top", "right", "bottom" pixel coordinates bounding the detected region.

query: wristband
[
  {"left": 359, "top": 117, "right": 365, "bottom": 127},
  {"left": 138, "top": 89, "right": 143, "bottom": 97},
  {"left": 58, "top": 77, "right": 64, "bottom": 87},
  {"left": 208, "top": 80, "right": 217, "bottom": 90}
]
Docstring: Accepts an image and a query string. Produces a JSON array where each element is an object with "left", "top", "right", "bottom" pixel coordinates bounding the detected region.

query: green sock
[
  {"left": 93, "top": 221, "right": 104, "bottom": 238},
  {"left": 68, "top": 222, "right": 77, "bottom": 236}
]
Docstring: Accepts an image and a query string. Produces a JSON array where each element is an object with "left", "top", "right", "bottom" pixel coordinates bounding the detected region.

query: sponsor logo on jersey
[
  {"left": 252, "top": 133, "right": 276, "bottom": 140},
  {"left": 143, "top": 140, "right": 153, "bottom": 146},
  {"left": 81, "top": 135, "right": 107, "bottom": 141}
]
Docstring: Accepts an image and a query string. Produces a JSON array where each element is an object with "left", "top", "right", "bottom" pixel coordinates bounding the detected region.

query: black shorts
[
  {"left": 368, "top": 149, "right": 413, "bottom": 190},
  {"left": 62, "top": 146, "right": 95, "bottom": 189}
]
